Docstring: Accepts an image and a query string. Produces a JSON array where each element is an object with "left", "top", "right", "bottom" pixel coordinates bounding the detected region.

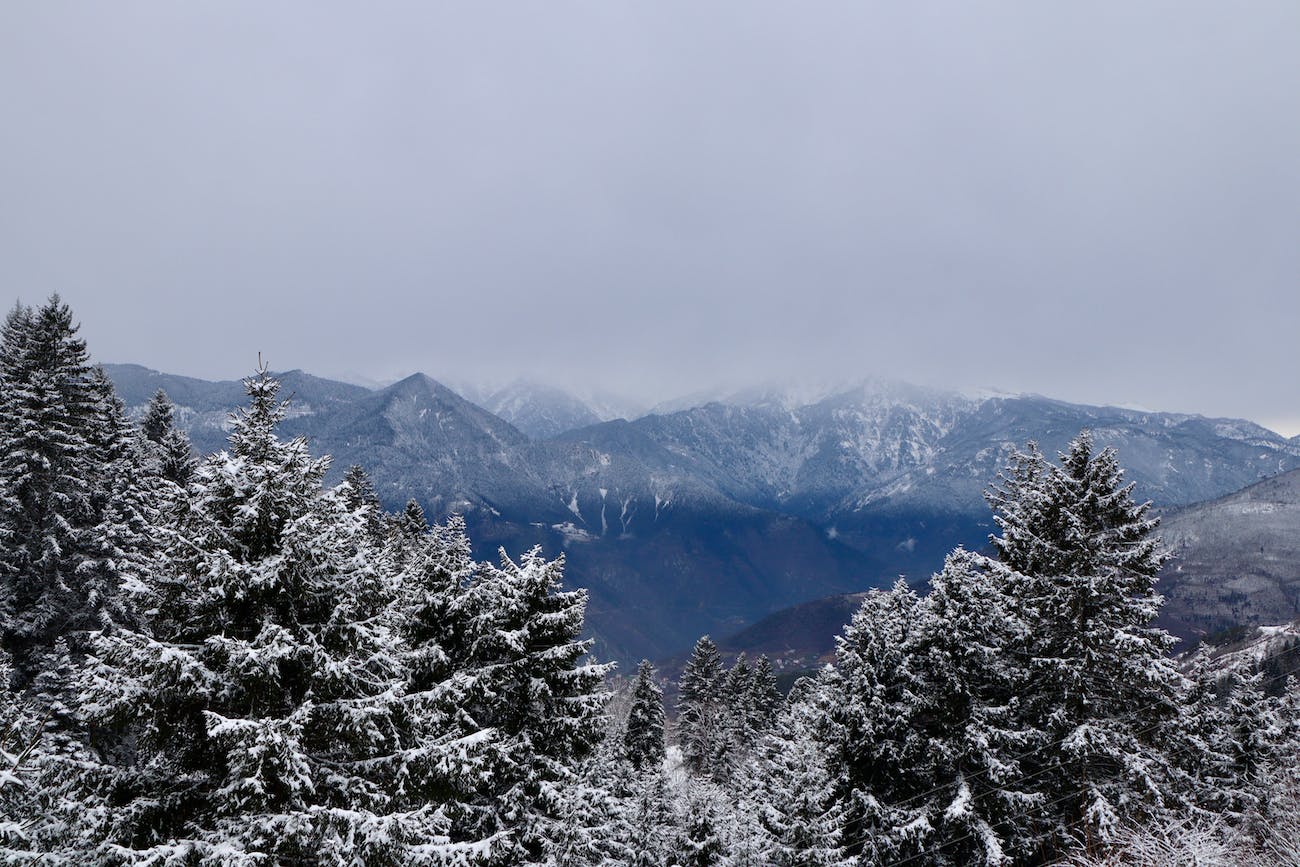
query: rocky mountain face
[
  {"left": 102, "top": 363, "right": 1300, "bottom": 664},
  {"left": 1156, "top": 468, "right": 1300, "bottom": 647},
  {"left": 452, "top": 379, "right": 607, "bottom": 440}
]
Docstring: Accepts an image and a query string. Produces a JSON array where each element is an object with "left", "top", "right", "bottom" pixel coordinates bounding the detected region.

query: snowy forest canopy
[{"left": 2, "top": 295, "right": 1299, "bottom": 866}]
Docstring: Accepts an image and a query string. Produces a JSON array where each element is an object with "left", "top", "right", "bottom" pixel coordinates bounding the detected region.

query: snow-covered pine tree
[
  {"left": 138, "top": 389, "right": 196, "bottom": 486},
  {"left": 909, "top": 548, "right": 1039, "bottom": 865},
  {"left": 453, "top": 546, "right": 612, "bottom": 865},
  {"left": 0, "top": 297, "right": 111, "bottom": 680},
  {"left": 623, "top": 762, "right": 676, "bottom": 867},
  {"left": 676, "top": 780, "right": 728, "bottom": 867},
  {"left": 816, "top": 580, "right": 932, "bottom": 864},
  {"left": 988, "top": 432, "right": 1184, "bottom": 857},
  {"left": 341, "top": 463, "right": 385, "bottom": 546},
  {"left": 623, "top": 659, "right": 666, "bottom": 771},
  {"left": 749, "top": 654, "right": 782, "bottom": 735},
  {"left": 386, "top": 497, "right": 432, "bottom": 572},
  {"left": 157, "top": 425, "right": 196, "bottom": 488},
  {"left": 0, "top": 646, "right": 42, "bottom": 854},
  {"left": 716, "top": 653, "right": 756, "bottom": 779},
  {"left": 139, "top": 389, "right": 175, "bottom": 445},
  {"left": 744, "top": 677, "right": 849, "bottom": 867},
  {"left": 400, "top": 497, "right": 429, "bottom": 535},
  {"left": 381, "top": 511, "right": 505, "bottom": 862},
  {"left": 82, "top": 367, "right": 449, "bottom": 864},
  {"left": 1219, "top": 666, "right": 1282, "bottom": 837},
  {"left": 1171, "top": 646, "right": 1237, "bottom": 818},
  {"left": 678, "top": 635, "right": 724, "bottom": 778},
  {"left": 82, "top": 365, "right": 158, "bottom": 630}
]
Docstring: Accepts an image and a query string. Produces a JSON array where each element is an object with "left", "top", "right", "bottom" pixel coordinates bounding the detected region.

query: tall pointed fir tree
[
  {"left": 82, "top": 367, "right": 452, "bottom": 864},
  {"left": 744, "top": 677, "right": 849, "bottom": 867},
  {"left": 138, "top": 389, "right": 195, "bottom": 486},
  {"left": 341, "top": 464, "right": 385, "bottom": 546},
  {"left": 907, "top": 548, "right": 1039, "bottom": 864},
  {"left": 139, "top": 389, "right": 175, "bottom": 444},
  {"left": 987, "top": 432, "right": 1184, "bottom": 857},
  {"left": 816, "top": 580, "right": 933, "bottom": 864},
  {"left": 678, "top": 635, "right": 724, "bottom": 778},
  {"left": 0, "top": 296, "right": 140, "bottom": 683},
  {"left": 749, "top": 654, "right": 782, "bottom": 735},
  {"left": 384, "top": 512, "right": 504, "bottom": 862},
  {"left": 452, "top": 547, "right": 612, "bottom": 865},
  {"left": 676, "top": 781, "right": 729, "bottom": 867},
  {"left": 623, "top": 660, "right": 666, "bottom": 771},
  {"left": 0, "top": 646, "right": 43, "bottom": 855}
]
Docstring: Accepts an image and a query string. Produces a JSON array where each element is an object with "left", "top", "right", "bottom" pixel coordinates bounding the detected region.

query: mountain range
[{"left": 103, "top": 363, "right": 1300, "bottom": 664}]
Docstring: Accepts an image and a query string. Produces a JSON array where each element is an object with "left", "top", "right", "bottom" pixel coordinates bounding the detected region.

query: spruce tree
[
  {"left": 749, "top": 654, "right": 782, "bottom": 734},
  {"left": 138, "top": 389, "right": 196, "bottom": 486},
  {"left": 341, "top": 464, "right": 385, "bottom": 545},
  {"left": 817, "top": 580, "right": 931, "bottom": 864},
  {"left": 82, "top": 367, "right": 450, "bottom": 864},
  {"left": 139, "top": 389, "right": 174, "bottom": 445},
  {"left": 676, "top": 781, "right": 728, "bottom": 867},
  {"left": 988, "top": 432, "right": 1183, "bottom": 856},
  {"left": 678, "top": 635, "right": 724, "bottom": 777},
  {"left": 0, "top": 297, "right": 129, "bottom": 681},
  {"left": 745, "top": 679, "right": 849, "bottom": 867},
  {"left": 454, "top": 547, "right": 612, "bottom": 865},
  {"left": 623, "top": 660, "right": 666, "bottom": 771},
  {"left": 911, "top": 549, "right": 1039, "bottom": 864}
]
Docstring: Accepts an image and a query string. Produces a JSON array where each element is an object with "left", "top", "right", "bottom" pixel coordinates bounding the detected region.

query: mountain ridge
[{"left": 102, "top": 362, "right": 1300, "bottom": 663}]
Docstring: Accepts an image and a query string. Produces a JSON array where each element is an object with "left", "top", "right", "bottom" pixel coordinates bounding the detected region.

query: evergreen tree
[
  {"left": 623, "top": 659, "right": 666, "bottom": 771},
  {"left": 717, "top": 653, "right": 755, "bottom": 778},
  {"left": 749, "top": 654, "right": 782, "bottom": 734},
  {"left": 138, "top": 389, "right": 196, "bottom": 486},
  {"left": 817, "top": 580, "right": 932, "bottom": 864},
  {"left": 988, "top": 432, "right": 1183, "bottom": 856},
  {"left": 341, "top": 464, "right": 385, "bottom": 545},
  {"left": 0, "top": 297, "right": 132, "bottom": 681},
  {"left": 679, "top": 635, "right": 724, "bottom": 777},
  {"left": 623, "top": 764, "right": 676, "bottom": 867},
  {"left": 455, "top": 547, "right": 612, "bottom": 865},
  {"left": 82, "top": 368, "right": 453, "bottom": 864},
  {"left": 400, "top": 497, "right": 429, "bottom": 535},
  {"left": 677, "top": 781, "right": 728, "bottom": 867},
  {"left": 157, "top": 425, "right": 196, "bottom": 487},
  {"left": 139, "top": 389, "right": 174, "bottom": 445},
  {"left": 1171, "top": 647, "right": 1237, "bottom": 818},
  {"left": 0, "top": 647, "right": 42, "bottom": 853},
  {"left": 910, "top": 549, "right": 1039, "bottom": 864},
  {"left": 383, "top": 512, "right": 503, "bottom": 861},
  {"left": 745, "top": 679, "right": 849, "bottom": 867},
  {"left": 1219, "top": 666, "right": 1281, "bottom": 835}
]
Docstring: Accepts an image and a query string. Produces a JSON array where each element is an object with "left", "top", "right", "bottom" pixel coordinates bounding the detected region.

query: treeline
[{"left": 2, "top": 295, "right": 1299, "bottom": 866}]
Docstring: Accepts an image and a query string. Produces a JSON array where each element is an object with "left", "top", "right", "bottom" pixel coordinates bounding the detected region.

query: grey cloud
[{"left": 1, "top": 2, "right": 1297, "bottom": 429}]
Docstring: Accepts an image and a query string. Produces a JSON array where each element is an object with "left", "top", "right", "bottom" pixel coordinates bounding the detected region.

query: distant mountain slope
[
  {"left": 627, "top": 388, "right": 1300, "bottom": 578},
  {"left": 103, "top": 363, "right": 1300, "bottom": 664},
  {"left": 454, "top": 380, "right": 606, "bottom": 440},
  {"left": 719, "top": 591, "right": 868, "bottom": 667},
  {"left": 1157, "top": 468, "right": 1300, "bottom": 646},
  {"left": 281, "top": 373, "right": 539, "bottom": 517}
]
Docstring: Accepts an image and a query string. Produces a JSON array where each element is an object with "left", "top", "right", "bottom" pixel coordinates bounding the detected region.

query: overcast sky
[{"left": 2, "top": 3, "right": 1298, "bottom": 432}]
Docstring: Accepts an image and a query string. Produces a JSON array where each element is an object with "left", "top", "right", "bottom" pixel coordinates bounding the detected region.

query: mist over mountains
[{"left": 104, "top": 363, "right": 1300, "bottom": 664}]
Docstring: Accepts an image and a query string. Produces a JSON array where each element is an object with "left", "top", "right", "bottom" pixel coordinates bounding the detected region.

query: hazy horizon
[{"left": 88, "top": 350, "right": 1300, "bottom": 439}]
